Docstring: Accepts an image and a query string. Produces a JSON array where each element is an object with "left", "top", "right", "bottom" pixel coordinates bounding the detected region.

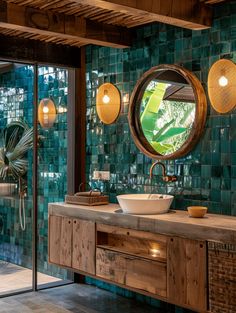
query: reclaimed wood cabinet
[
  {"left": 49, "top": 215, "right": 72, "bottom": 267},
  {"left": 72, "top": 219, "right": 95, "bottom": 274},
  {"left": 49, "top": 217, "right": 207, "bottom": 312},
  {"left": 167, "top": 237, "right": 207, "bottom": 312},
  {"left": 49, "top": 216, "right": 95, "bottom": 275}
]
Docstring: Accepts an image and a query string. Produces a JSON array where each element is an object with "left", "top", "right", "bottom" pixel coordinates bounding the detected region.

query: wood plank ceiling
[{"left": 0, "top": 0, "right": 228, "bottom": 49}]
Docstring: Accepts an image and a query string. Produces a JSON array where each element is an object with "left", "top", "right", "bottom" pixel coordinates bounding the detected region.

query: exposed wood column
[
  {"left": 67, "top": 47, "right": 86, "bottom": 195},
  {"left": 73, "top": 47, "right": 87, "bottom": 284},
  {"left": 76, "top": 47, "right": 87, "bottom": 191}
]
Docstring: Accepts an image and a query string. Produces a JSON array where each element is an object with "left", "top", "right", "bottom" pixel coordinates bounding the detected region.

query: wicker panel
[{"left": 208, "top": 241, "right": 236, "bottom": 313}]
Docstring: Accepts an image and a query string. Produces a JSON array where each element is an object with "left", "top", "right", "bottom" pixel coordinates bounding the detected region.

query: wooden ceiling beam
[
  {"left": 0, "top": 0, "right": 131, "bottom": 48},
  {"left": 70, "top": 0, "right": 213, "bottom": 30},
  {"left": 0, "top": 34, "right": 81, "bottom": 67}
]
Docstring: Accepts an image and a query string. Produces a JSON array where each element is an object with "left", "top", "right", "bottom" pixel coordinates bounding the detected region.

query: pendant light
[
  {"left": 208, "top": 59, "right": 236, "bottom": 113},
  {"left": 38, "top": 98, "right": 57, "bottom": 129},
  {"left": 96, "top": 83, "right": 121, "bottom": 124}
]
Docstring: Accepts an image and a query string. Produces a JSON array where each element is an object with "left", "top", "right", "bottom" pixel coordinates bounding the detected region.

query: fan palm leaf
[
  {"left": 7, "top": 127, "right": 33, "bottom": 162},
  {"left": 6, "top": 127, "right": 21, "bottom": 152},
  {"left": 0, "top": 120, "right": 33, "bottom": 181}
]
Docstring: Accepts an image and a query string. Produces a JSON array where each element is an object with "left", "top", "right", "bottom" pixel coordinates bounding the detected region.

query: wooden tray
[{"left": 65, "top": 194, "right": 109, "bottom": 206}]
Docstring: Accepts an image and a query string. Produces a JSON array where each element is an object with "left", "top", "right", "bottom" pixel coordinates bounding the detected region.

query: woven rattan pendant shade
[
  {"left": 208, "top": 59, "right": 236, "bottom": 113},
  {"left": 96, "top": 83, "right": 121, "bottom": 124},
  {"left": 38, "top": 98, "right": 57, "bottom": 128}
]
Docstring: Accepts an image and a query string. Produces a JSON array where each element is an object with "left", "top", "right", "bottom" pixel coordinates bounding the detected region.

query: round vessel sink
[
  {"left": 117, "top": 194, "right": 174, "bottom": 215},
  {"left": 0, "top": 183, "right": 17, "bottom": 196}
]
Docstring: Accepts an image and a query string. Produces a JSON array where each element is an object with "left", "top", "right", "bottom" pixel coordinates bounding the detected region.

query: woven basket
[
  {"left": 65, "top": 182, "right": 109, "bottom": 206},
  {"left": 208, "top": 241, "right": 236, "bottom": 313},
  {"left": 65, "top": 194, "right": 109, "bottom": 206}
]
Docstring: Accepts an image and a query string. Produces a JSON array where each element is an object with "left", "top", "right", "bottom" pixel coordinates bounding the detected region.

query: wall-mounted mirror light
[
  {"left": 208, "top": 59, "right": 236, "bottom": 113},
  {"left": 129, "top": 64, "right": 207, "bottom": 160},
  {"left": 96, "top": 83, "right": 121, "bottom": 124},
  {"left": 38, "top": 98, "right": 57, "bottom": 129}
]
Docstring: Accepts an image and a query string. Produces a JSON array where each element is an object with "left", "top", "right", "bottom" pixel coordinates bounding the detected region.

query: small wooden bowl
[{"left": 187, "top": 206, "right": 207, "bottom": 218}]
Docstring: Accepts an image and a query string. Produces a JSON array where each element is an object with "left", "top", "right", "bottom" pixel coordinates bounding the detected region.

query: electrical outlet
[{"left": 93, "top": 171, "right": 110, "bottom": 180}]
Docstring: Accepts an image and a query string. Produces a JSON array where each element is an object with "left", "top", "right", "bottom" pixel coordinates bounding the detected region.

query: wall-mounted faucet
[{"left": 149, "top": 161, "right": 177, "bottom": 182}]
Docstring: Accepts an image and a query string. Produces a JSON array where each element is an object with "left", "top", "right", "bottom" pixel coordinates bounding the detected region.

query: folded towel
[{"left": 75, "top": 191, "right": 101, "bottom": 197}]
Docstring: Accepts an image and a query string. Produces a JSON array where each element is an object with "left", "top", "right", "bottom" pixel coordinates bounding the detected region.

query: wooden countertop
[{"left": 49, "top": 202, "right": 236, "bottom": 243}]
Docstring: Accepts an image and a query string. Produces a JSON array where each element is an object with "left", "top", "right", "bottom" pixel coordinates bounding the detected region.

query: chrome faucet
[{"left": 149, "top": 161, "right": 177, "bottom": 182}]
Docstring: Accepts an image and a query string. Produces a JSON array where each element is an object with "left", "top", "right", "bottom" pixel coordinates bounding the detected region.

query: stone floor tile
[{"left": 0, "top": 284, "right": 168, "bottom": 313}]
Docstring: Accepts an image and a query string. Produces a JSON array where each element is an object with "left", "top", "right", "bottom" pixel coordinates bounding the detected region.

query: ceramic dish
[{"left": 187, "top": 206, "right": 207, "bottom": 218}]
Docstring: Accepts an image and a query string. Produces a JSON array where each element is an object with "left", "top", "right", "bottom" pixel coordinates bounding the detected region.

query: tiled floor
[
  {"left": 0, "top": 262, "right": 61, "bottom": 296},
  {"left": 0, "top": 284, "right": 168, "bottom": 313}
]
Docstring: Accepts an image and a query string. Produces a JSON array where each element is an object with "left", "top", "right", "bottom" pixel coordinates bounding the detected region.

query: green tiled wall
[
  {"left": 85, "top": 1, "right": 236, "bottom": 312},
  {"left": 86, "top": 1, "right": 236, "bottom": 216}
]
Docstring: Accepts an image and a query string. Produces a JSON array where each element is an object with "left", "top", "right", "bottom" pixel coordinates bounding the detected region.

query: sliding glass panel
[
  {"left": 37, "top": 65, "right": 73, "bottom": 288},
  {"left": 0, "top": 62, "right": 34, "bottom": 296}
]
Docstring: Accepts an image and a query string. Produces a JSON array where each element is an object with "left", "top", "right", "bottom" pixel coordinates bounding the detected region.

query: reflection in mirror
[
  {"left": 140, "top": 71, "right": 196, "bottom": 155},
  {"left": 38, "top": 98, "right": 57, "bottom": 129},
  {"left": 129, "top": 65, "right": 207, "bottom": 160}
]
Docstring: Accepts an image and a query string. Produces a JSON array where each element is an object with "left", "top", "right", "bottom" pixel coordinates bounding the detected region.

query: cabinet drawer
[{"left": 96, "top": 247, "right": 167, "bottom": 297}]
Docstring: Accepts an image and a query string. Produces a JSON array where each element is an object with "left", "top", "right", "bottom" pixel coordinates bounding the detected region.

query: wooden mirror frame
[{"left": 128, "top": 64, "right": 207, "bottom": 160}]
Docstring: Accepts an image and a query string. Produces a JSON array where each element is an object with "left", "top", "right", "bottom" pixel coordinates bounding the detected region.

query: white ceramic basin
[
  {"left": 0, "top": 183, "right": 17, "bottom": 196},
  {"left": 117, "top": 194, "right": 174, "bottom": 215}
]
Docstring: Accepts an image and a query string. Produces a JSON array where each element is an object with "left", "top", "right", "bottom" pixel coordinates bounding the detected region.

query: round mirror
[{"left": 129, "top": 64, "right": 207, "bottom": 160}]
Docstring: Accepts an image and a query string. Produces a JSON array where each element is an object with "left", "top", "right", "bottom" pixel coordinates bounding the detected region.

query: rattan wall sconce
[
  {"left": 208, "top": 59, "right": 236, "bottom": 113},
  {"left": 96, "top": 83, "right": 121, "bottom": 124}
]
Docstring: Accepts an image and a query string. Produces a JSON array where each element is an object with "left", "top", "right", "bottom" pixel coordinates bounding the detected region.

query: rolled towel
[{"left": 75, "top": 190, "right": 101, "bottom": 197}]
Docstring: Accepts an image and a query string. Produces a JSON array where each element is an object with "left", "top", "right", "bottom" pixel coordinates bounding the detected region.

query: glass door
[
  {"left": 0, "top": 61, "right": 73, "bottom": 296},
  {"left": 36, "top": 65, "right": 73, "bottom": 288},
  {"left": 0, "top": 61, "right": 34, "bottom": 296}
]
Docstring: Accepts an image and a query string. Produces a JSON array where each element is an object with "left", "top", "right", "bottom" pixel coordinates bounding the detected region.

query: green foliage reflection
[{"left": 140, "top": 81, "right": 195, "bottom": 155}]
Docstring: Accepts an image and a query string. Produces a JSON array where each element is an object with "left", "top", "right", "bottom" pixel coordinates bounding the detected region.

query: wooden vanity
[{"left": 48, "top": 203, "right": 236, "bottom": 313}]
